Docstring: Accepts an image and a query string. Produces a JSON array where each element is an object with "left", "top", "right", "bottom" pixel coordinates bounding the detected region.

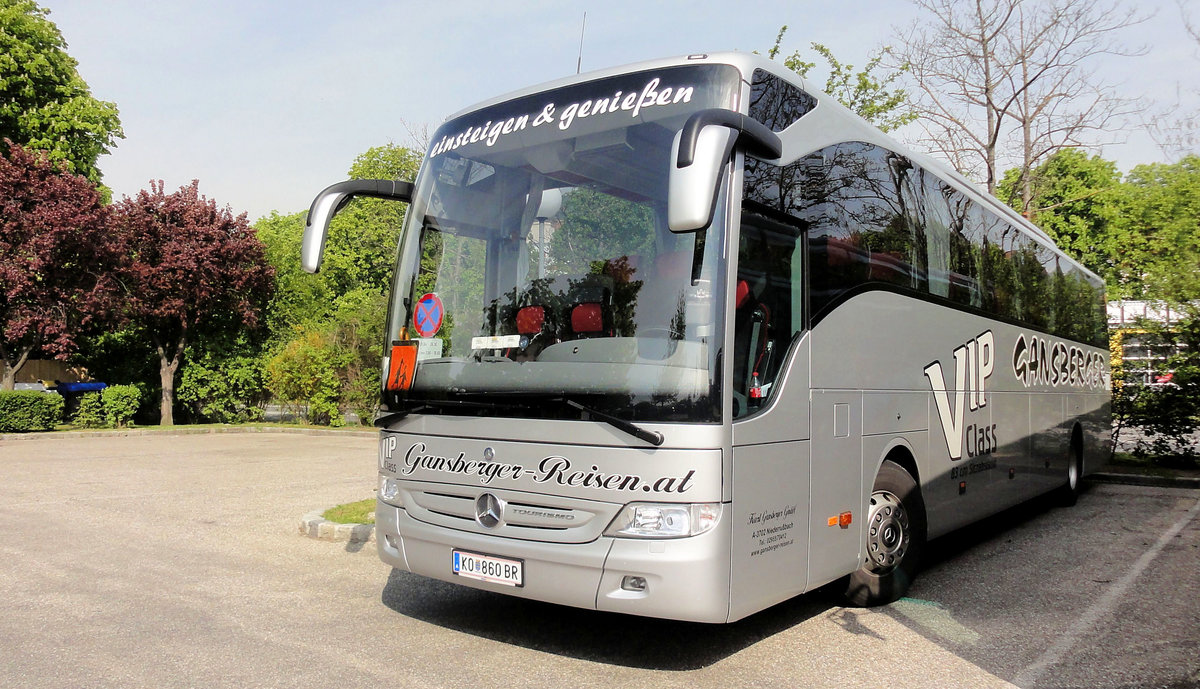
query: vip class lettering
[
  {"left": 965, "top": 423, "right": 998, "bottom": 458},
  {"left": 923, "top": 331, "right": 994, "bottom": 461}
]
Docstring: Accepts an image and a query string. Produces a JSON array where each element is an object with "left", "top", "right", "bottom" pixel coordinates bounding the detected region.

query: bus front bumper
[{"left": 376, "top": 502, "right": 732, "bottom": 623}]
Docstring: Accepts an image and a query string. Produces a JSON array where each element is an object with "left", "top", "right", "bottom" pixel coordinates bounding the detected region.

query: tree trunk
[
  {"left": 154, "top": 336, "right": 186, "bottom": 426},
  {"left": 158, "top": 358, "right": 177, "bottom": 426},
  {"left": 0, "top": 343, "right": 33, "bottom": 391}
]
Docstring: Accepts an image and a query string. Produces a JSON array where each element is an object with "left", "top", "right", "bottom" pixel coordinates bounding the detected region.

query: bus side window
[{"left": 734, "top": 212, "right": 800, "bottom": 418}]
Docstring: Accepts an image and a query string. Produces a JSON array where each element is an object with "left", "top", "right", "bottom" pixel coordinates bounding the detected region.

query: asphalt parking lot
[{"left": 0, "top": 432, "right": 1196, "bottom": 689}]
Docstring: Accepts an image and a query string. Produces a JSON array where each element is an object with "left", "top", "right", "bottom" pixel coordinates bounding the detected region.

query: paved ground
[{"left": 0, "top": 432, "right": 1197, "bottom": 689}]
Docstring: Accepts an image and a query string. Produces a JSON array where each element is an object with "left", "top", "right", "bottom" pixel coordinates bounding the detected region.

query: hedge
[
  {"left": 72, "top": 385, "right": 141, "bottom": 428},
  {"left": 0, "top": 390, "right": 64, "bottom": 432},
  {"left": 102, "top": 385, "right": 140, "bottom": 428},
  {"left": 74, "top": 392, "right": 106, "bottom": 428}
]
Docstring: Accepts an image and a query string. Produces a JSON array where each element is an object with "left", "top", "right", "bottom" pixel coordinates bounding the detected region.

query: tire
[
  {"left": 1057, "top": 429, "right": 1084, "bottom": 507},
  {"left": 842, "top": 460, "right": 926, "bottom": 607}
]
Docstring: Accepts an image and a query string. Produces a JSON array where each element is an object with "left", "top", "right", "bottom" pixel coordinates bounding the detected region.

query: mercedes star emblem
[{"left": 475, "top": 492, "right": 505, "bottom": 528}]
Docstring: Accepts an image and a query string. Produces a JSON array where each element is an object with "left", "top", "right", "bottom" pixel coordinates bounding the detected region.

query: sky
[{"left": 41, "top": 0, "right": 1200, "bottom": 223}]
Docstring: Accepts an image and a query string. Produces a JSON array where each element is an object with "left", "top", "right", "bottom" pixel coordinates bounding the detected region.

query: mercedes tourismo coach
[{"left": 300, "top": 52, "right": 1111, "bottom": 623}]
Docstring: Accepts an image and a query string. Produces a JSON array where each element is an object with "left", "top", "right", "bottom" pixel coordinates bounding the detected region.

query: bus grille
[{"left": 398, "top": 483, "right": 619, "bottom": 544}]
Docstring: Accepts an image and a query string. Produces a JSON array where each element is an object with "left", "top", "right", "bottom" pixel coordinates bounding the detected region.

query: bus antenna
[{"left": 576, "top": 12, "right": 587, "bottom": 74}]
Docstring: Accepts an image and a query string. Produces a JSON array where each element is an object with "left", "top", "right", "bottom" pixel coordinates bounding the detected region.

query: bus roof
[{"left": 442, "top": 51, "right": 1101, "bottom": 287}]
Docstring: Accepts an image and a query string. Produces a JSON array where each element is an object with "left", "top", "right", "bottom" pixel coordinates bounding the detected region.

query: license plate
[{"left": 452, "top": 549, "right": 524, "bottom": 587}]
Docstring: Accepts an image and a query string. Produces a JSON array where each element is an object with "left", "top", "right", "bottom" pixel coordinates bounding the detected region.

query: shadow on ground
[
  {"left": 380, "top": 570, "right": 842, "bottom": 670},
  {"left": 375, "top": 490, "right": 1078, "bottom": 670}
]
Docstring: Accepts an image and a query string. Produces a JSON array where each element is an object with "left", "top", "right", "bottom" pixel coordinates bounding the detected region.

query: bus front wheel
[{"left": 843, "top": 460, "right": 926, "bottom": 607}]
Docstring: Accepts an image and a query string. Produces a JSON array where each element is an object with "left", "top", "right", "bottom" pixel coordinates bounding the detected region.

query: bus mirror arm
[
  {"left": 301, "top": 179, "right": 414, "bottom": 273},
  {"left": 675, "top": 109, "right": 782, "bottom": 168},
  {"left": 373, "top": 411, "right": 408, "bottom": 429}
]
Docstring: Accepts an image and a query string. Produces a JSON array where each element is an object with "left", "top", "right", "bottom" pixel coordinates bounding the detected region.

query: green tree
[
  {"left": 1120, "top": 157, "right": 1200, "bottom": 302},
  {"left": 176, "top": 334, "right": 267, "bottom": 424},
  {"left": 767, "top": 25, "right": 917, "bottom": 133},
  {"left": 997, "top": 149, "right": 1126, "bottom": 286},
  {"left": 549, "top": 189, "right": 656, "bottom": 275},
  {"left": 255, "top": 210, "right": 329, "bottom": 335},
  {"left": 255, "top": 143, "right": 421, "bottom": 424},
  {"left": 264, "top": 328, "right": 344, "bottom": 425},
  {"left": 320, "top": 144, "right": 421, "bottom": 295},
  {"left": 1116, "top": 309, "right": 1200, "bottom": 466},
  {"left": 324, "top": 288, "right": 388, "bottom": 424},
  {"left": 0, "top": 0, "right": 122, "bottom": 184},
  {"left": 256, "top": 143, "right": 420, "bottom": 335}
]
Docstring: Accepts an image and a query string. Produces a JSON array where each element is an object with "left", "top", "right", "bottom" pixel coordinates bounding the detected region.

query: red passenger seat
[
  {"left": 570, "top": 303, "right": 605, "bottom": 336},
  {"left": 516, "top": 305, "right": 546, "bottom": 335}
]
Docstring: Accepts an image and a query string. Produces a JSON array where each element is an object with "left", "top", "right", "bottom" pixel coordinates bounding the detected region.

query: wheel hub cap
[{"left": 866, "top": 490, "right": 910, "bottom": 574}]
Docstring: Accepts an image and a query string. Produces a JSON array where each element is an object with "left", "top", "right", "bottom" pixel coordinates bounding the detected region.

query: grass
[
  {"left": 1107, "top": 451, "right": 1200, "bottom": 478},
  {"left": 323, "top": 498, "right": 376, "bottom": 525}
]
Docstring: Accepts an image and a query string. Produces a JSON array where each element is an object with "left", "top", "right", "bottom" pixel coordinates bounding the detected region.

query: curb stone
[
  {"left": 1089, "top": 472, "right": 1200, "bottom": 490},
  {"left": 1, "top": 426, "right": 377, "bottom": 442},
  {"left": 299, "top": 510, "right": 376, "bottom": 544}
]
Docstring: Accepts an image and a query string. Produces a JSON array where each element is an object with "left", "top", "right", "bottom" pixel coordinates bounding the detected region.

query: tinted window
[
  {"left": 747, "top": 142, "right": 927, "bottom": 317},
  {"left": 748, "top": 69, "right": 816, "bottom": 133},
  {"left": 742, "top": 141, "right": 1107, "bottom": 347}
]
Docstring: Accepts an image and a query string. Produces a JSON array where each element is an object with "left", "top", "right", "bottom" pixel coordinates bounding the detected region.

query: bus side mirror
[
  {"left": 667, "top": 109, "right": 782, "bottom": 233},
  {"left": 668, "top": 126, "right": 734, "bottom": 232},
  {"left": 301, "top": 179, "right": 415, "bottom": 273}
]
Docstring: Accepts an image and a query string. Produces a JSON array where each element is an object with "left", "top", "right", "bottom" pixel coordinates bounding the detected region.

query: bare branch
[{"left": 893, "top": 0, "right": 1147, "bottom": 207}]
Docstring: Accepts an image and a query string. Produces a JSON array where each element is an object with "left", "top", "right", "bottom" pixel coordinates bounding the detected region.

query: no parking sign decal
[{"left": 413, "top": 293, "right": 444, "bottom": 338}]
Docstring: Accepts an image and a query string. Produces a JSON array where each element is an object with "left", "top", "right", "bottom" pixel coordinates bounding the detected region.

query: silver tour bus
[{"left": 301, "top": 52, "right": 1111, "bottom": 623}]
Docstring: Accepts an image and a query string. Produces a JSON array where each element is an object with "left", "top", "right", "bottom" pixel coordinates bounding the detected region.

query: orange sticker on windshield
[{"left": 387, "top": 341, "right": 418, "bottom": 391}]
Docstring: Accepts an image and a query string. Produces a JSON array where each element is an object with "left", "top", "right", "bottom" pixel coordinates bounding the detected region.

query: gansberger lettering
[
  {"left": 401, "top": 442, "right": 522, "bottom": 484},
  {"left": 391, "top": 441, "right": 698, "bottom": 495},
  {"left": 1012, "top": 333, "right": 1106, "bottom": 390}
]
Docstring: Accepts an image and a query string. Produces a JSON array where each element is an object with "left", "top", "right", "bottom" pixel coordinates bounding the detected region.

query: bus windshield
[{"left": 384, "top": 64, "right": 741, "bottom": 424}]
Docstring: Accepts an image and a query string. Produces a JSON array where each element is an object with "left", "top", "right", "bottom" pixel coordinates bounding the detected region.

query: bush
[
  {"left": 178, "top": 350, "right": 266, "bottom": 424},
  {"left": 102, "top": 385, "right": 141, "bottom": 428},
  {"left": 0, "top": 390, "right": 64, "bottom": 432},
  {"left": 344, "top": 367, "right": 381, "bottom": 426},
  {"left": 74, "top": 392, "right": 107, "bottom": 428},
  {"left": 1113, "top": 308, "right": 1200, "bottom": 467},
  {"left": 265, "top": 330, "right": 345, "bottom": 425}
]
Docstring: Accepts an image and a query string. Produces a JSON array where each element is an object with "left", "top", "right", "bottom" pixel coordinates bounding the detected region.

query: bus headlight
[
  {"left": 379, "top": 476, "right": 401, "bottom": 506},
  {"left": 605, "top": 502, "right": 721, "bottom": 539}
]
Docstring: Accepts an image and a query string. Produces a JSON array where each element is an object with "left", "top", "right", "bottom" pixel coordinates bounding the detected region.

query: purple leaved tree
[
  {"left": 109, "top": 180, "right": 273, "bottom": 425},
  {"left": 0, "top": 142, "right": 119, "bottom": 389}
]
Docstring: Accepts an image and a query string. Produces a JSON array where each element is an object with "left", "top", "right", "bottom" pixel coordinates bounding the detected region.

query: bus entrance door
[{"left": 808, "top": 392, "right": 865, "bottom": 588}]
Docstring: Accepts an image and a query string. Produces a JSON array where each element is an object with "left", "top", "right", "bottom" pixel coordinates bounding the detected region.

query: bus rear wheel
[
  {"left": 1057, "top": 428, "right": 1084, "bottom": 507},
  {"left": 843, "top": 460, "right": 926, "bottom": 607}
]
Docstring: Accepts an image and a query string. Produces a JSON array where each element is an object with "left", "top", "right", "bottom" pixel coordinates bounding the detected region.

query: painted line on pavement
[{"left": 1013, "top": 494, "right": 1200, "bottom": 687}]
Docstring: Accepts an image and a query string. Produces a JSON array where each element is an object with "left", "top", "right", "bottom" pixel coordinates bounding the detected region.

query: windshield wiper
[
  {"left": 373, "top": 398, "right": 501, "bottom": 428},
  {"left": 377, "top": 393, "right": 664, "bottom": 447},
  {"left": 453, "top": 390, "right": 664, "bottom": 446},
  {"left": 562, "top": 398, "right": 664, "bottom": 447}
]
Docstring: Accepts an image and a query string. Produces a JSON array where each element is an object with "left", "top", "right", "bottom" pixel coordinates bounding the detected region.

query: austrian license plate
[{"left": 452, "top": 549, "right": 524, "bottom": 587}]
